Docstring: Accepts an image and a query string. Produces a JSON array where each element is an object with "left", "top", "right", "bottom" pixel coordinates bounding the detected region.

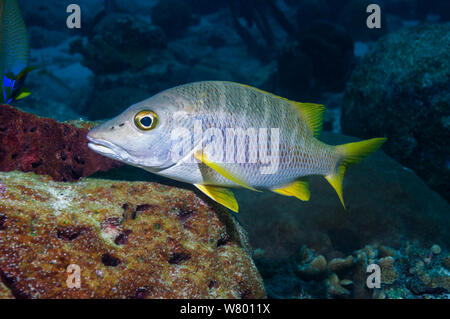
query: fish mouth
[{"left": 87, "top": 136, "right": 125, "bottom": 160}]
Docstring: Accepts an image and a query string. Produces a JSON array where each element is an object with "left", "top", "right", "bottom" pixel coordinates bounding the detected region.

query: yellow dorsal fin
[
  {"left": 194, "top": 150, "right": 260, "bottom": 192},
  {"left": 236, "top": 83, "right": 326, "bottom": 138},
  {"left": 326, "top": 137, "right": 387, "bottom": 209},
  {"left": 292, "top": 102, "right": 326, "bottom": 138},
  {"left": 195, "top": 184, "right": 239, "bottom": 213},
  {"left": 272, "top": 178, "right": 310, "bottom": 201}
]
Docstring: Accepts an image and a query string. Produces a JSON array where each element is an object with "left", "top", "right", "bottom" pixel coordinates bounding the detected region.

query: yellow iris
[{"left": 134, "top": 110, "right": 158, "bottom": 131}]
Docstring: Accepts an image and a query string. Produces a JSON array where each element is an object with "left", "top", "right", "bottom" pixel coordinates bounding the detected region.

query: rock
[
  {"left": 0, "top": 105, "right": 122, "bottom": 181},
  {"left": 0, "top": 170, "right": 265, "bottom": 299},
  {"left": 14, "top": 39, "right": 93, "bottom": 121},
  {"left": 28, "top": 26, "right": 68, "bottom": 49},
  {"left": 235, "top": 132, "right": 450, "bottom": 261},
  {"left": 151, "top": 0, "right": 196, "bottom": 38},
  {"left": 341, "top": 24, "right": 450, "bottom": 201},
  {"left": 71, "top": 14, "right": 167, "bottom": 74}
]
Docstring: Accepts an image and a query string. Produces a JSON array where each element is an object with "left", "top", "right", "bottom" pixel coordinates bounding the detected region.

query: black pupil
[{"left": 140, "top": 116, "right": 152, "bottom": 127}]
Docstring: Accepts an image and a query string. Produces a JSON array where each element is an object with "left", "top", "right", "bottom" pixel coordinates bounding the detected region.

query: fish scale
[{"left": 166, "top": 81, "right": 336, "bottom": 187}]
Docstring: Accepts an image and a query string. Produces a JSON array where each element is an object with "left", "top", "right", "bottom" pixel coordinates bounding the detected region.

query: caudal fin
[{"left": 325, "top": 137, "right": 387, "bottom": 209}]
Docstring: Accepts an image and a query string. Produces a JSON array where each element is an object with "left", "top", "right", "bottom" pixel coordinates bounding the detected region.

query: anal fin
[
  {"left": 195, "top": 184, "right": 239, "bottom": 213},
  {"left": 272, "top": 179, "right": 310, "bottom": 201}
]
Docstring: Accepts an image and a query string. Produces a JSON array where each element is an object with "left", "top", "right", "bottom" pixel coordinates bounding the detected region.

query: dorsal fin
[
  {"left": 236, "top": 83, "right": 326, "bottom": 138},
  {"left": 291, "top": 102, "right": 326, "bottom": 138}
]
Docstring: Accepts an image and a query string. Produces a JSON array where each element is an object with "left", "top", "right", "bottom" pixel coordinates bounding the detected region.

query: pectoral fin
[
  {"left": 272, "top": 179, "right": 310, "bottom": 201},
  {"left": 194, "top": 184, "right": 239, "bottom": 213},
  {"left": 194, "top": 150, "right": 259, "bottom": 192}
]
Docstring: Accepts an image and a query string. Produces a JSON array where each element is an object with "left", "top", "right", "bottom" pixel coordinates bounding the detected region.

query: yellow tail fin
[{"left": 325, "top": 137, "right": 387, "bottom": 209}]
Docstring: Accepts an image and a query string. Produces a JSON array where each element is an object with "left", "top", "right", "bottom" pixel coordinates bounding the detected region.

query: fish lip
[{"left": 86, "top": 136, "right": 129, "bottom": 159}]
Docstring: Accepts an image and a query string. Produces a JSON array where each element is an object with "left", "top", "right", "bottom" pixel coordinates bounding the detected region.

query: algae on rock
[{"left": 0, "top": 171, "right": 265, "bottom": 299}]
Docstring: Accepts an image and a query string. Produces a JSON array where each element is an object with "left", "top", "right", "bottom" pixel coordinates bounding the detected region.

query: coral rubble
[{"left": 256, "top": 242, "right": 449, "bottom": 299}]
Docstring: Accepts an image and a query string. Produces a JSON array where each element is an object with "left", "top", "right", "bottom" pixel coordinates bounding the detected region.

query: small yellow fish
[{"left": 87, "top": 81, "right": 386, "bottom": 212}]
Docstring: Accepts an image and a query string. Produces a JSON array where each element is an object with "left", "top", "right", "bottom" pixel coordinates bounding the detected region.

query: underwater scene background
[{"left": 0, "top": 0, "right": 449, "bottom": 299}]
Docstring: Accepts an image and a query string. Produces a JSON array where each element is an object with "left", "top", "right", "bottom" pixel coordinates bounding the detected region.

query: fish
[
  {"left": 87, "top": 81, "right": 386, "bottom": 213},
  {"left": 0, "top": 0, "right": 33, "bottom": 104}
]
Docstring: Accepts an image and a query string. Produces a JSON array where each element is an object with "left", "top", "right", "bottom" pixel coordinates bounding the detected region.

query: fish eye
[{"left": 134, "top": 110, "right": 158, "bottom": 131}]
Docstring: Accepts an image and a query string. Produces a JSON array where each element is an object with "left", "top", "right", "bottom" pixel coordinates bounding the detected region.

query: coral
[
  {"left": 151, "top": 0, "right": 196, "bottom": 39},
  {"left": 328, "top": 256, "right": 354, "bottom": 273},
  {"left": 325, "top": 273, "right": 350, "bottom": 298},
  {"left": 405, "top": 244, "right": 450, "bottom": 296},
  {"left": 342, "top": 23, "right": 450, "bottom": 201},
  {"left": 379, "top": 257, "right": 399, "bottom": 284},
  {"left": 295, "top": 255, "right": 327, "bottom": 279},
  {"left": 257, "top": 241, "right": 449, "bottom": 299},
  {"left": 0, "top": 170, "right": 265, "bottom": 299},
  {"left": 0, "top": 105, "right": 122, "bottom": 181}
]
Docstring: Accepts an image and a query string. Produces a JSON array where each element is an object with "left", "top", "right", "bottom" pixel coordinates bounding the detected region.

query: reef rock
[
  {"left": 0, "top": 171, "right": 265, "bottom": 299},
  {"left": 0, "top": 105, "right": 122, "bottom": 182},
  {"left": 70, "top": 13, "right": 167, "bottom": 74},
  {"left": 341, "top": 23, "right": 450, "bottom": 201},
  {"left": 235, "top": 132, "right": 450, "bottom": 261}
]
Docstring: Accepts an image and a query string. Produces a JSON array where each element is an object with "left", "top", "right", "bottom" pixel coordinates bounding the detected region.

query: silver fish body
[{"left": 88, "top": 81, "right": 386, "bottom": 211}]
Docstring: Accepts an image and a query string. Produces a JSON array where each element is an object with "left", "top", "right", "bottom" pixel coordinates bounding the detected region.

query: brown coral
[
  {"left": 0, "top": 171, "right": 265, "bottom": 299},
  {"left": 379, "top": 256, "right": 399, "bottom": 284},
  {"left": 0, "top": 105, "right": 122, "bottom": 181}
]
